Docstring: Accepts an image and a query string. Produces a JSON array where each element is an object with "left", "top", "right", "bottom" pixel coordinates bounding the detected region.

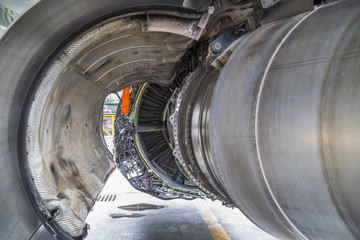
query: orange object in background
[{"left": 121, "top": 87, "right": 130, "bottom": 115}]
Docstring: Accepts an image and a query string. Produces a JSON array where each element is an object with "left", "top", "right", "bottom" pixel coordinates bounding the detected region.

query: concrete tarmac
[{"left": 86, "top": 170, "right": 278, "bottom": 240}]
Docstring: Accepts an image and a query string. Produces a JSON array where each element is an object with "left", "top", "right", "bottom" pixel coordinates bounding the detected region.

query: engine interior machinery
[{"left": 0, "top": 0, "right": 359, "bottom": 239}]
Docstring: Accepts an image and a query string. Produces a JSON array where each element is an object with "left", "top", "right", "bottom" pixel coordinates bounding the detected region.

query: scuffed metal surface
[
  {"left": 142, "top": 7, "right": 214, "bottom": 41},
  {"left": 261, "top": 0, "right": 314, "bottom": 24},
  {"left": 209, "top": 1, "right": 360, "bottom": 239},
  {"left": 259, "top": 0, "right": 280, "bottom": 9},
  {"left": 26, "top": 16, "right": 195, "bottom": 237}
]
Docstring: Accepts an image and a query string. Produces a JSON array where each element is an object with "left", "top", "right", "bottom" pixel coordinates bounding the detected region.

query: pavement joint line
[{"left": 196, "top": 202, "right": 231, "bottom": 240}]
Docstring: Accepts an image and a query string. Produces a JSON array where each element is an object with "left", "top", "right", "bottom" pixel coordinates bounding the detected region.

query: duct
[
  {"left": 261, "top": 0, "right": 314, "bottom": 24},
  {"left": 206, "top": 0, "right": 360, "bottom": 239},
  {"left": 260, "top": 0, "right": 280, "bottom": 9},
  {"left": 182, "top": 0, "right": 212, "bottom": 12},
  {"left": 25, "top": 16, "right": 195, "bottom": 238},
  {"left": 142, "top": 6, "right": 215, "bottom": 40}
]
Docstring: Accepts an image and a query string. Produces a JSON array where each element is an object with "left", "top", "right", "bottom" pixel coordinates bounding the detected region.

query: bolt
[{"left": 213, "top": 42, "right": 222, "bottom": 51}]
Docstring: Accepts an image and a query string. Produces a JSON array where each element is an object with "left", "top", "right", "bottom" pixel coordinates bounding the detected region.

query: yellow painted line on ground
[{"left": 196, "top": 202, "right": 231, "bottom": 240}]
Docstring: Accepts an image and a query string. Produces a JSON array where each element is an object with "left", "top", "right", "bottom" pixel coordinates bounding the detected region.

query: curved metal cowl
[{"left": 208, "top": 0, "right": 360, "bottom": 239}]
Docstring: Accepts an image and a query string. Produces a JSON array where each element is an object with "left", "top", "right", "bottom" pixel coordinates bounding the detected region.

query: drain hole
[{"left": 118, "top": 203, "right": 167, "bottom": 211}]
